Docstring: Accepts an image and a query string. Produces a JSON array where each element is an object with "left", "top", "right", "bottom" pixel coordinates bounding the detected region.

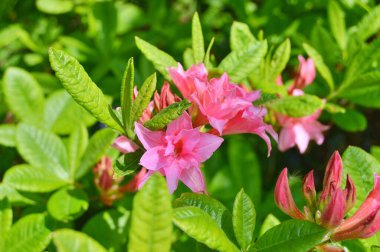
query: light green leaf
[
  {"left": 82, "top": 208, "right": 130, "bottom": 251},
  {"left": 303, "top": 43, "right": 335, "bottom": 91},
  {"left": 75, "top": 128, "right": 116, "bottom": 179},
  {"left": 48, "top": 48, "right": 123, "bottom": 132},
  {"left": 3, "top": 67, "right": 44, "bottom": 126},
  {"left": 267, "top": 39, "right": 291, "bottom": 82},
  {"left": 1, "top": 214, "right": 51, "bottom": 252},
  {"left": 324, "top": 103, "right": 346, "bottom": 114},
  {"left": 342, "top": 146, "right": 380, "bottom": 214},
  {"left": 328, "top": 0, "right": 346, "bottom": 50},
  {"left": 121, "top": 57, "right": 134, "bottom": 131},
  {"left": 0, "top": 184, "right": 37, "bottom": 206},
  {"left": 253, "top": 220, "right": 328, "bottom": 252},
  {"left": 232, "top": 189, "right": 256, "bottom": 251},
  {"left": 183, "top": 48, "right": 195, "bottom": 69},
  {"left": 361, "top": 232, "right": 380, "bottom": 251},
  {"left": 332, "top": 108, "right": 367, "bottom": 132},
  {"left": 53, "top": 229, "right": 107, "bottom": 252},
  {"left": 192, "top": 12, "right": 205, "bottom": 64},
  {"left": 144, "top": 100, "right": 191, "bottom": 130},
  {"left": 135, "top": 36, "right": 177, "bottom": 79},
  {"left": 36, "top": 0, "right": 73, "bottom": 14},
  {"left": 259, "top": 214, "right": 280, "bottom": 236},
  {"left": 0, "top": 198, "right": 12, "bottom": 237},
  {"left": 173, "top": 206, "right": 240, "bottom": 252},
  {"left": 219, "top": 41, "right": 267, "bottom": 83},
  {"left": 44, "top": 90, "right": 96, "bottom": 135},
  {"left": 131, "top": 73, "right": 157, "bottom": 123},
  {"left": 356, "top": 5, "right": 380, "bottom": 42},
  {"left": 47, "top": 187, "right": 88, "bottom": 222},
  {"left": 204, "top": 37, "right": 215, "bottom": 69},
  {"left": 128, "top": 174, "right": 172, "bottom": 252},
  {"left": 230, "top": 21, "right": 257, "bottom": 51},
  {"left": 0, "top": 125, "right": 16, "bottom": 147},
  {"left": 338, "top": 72, "right": 380, "bottom": 108},
  {"left": 17, "top": 124, "right": 69, "bottom": 180},
  {"left": 4, "top": 164, "right": 69, "bottom": 192},
  {"left": 67, "top": 124, "right": 88, "bottom": 179},
  {"left": 267, "top": 94, "right": 324, "bottom": 118}
]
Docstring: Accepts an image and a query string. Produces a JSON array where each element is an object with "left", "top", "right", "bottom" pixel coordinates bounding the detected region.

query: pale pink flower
[
  {"left": 134, "top": 112, "right": 223, "bottom": 193},
  {"left": 277, "top": 110, "right": 329, "bottom": 153},
  {"left": 288, "top": 56, "right": 316, "bottom": 93},
  {"left": 112, "top": 136, "right": 139, "bottom": 154}
]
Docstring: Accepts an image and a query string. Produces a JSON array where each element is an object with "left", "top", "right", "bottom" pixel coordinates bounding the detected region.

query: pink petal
[
  {"left": 321, "top": 151, "right": 343, "bottom": 199},
  {"left": 179, "top": 166, "right": 206, "bottom": 193},
  {"left": 320, "top": 188, "right": 346, "bottom": 228},
  {"left": 112, "top": 136, "right": 139, "bottom": 154},
  {"left": 302, "top": 170, "right": 316, "bottom": 210},
  {"left": 278, "top": 127, "right": 296, "bottom": 152},
  {"left": 163, "top": 162, "right": 181, "bottom": 193},
  {"left": 137, "top": 170, "right": 155, "bottom": 190},
  {"left": 193, "top": 133, "right": 224, "bottom": 162},
  {"left": 293, "top": 124, "right": 310, "bottom": 153},
  {"left": 166, "top": 112, "right": 193, "bottom": 136},
  {"left": 134, "top": 122, "right": 165, "bottom": 149},
  {"left": 208, "top": 117, "right": 228, "bottom": 135},
  {"left": 139, "top": 147, "right": 167, "bottom": 171}
]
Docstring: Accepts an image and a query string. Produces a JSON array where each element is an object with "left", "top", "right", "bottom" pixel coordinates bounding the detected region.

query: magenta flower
[
  {"left": 134, "top": 112, "right": 223, "bottom": 193},
  {"left": 169, "top": 63, "right": 277, "bottom": 155},
  {"left": 274, "top": 151, "right": 380, "bottom": 242}
]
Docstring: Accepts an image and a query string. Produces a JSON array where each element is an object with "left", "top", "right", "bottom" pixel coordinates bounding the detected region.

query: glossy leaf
[
  {"left": 47, "top": 187, "right": 89, "bottom": 222},
  {"left": 259, "top": 214, "right": 280, "bottom": 236},
  {"left": 131, "top": 73, "right": 156, "bottom": 123},
  {"left": 0, "top": 125, "right": 16, "bottom": 147},
  {"left": 232, "top": 189, "right": 256, "bottom": 251},
  {"left": 121, "top": 57, "right": 135, "bottom": 130},
  {"left": 253, "top": 220, "right": 328, "bottom": 252},
  {"left": 192, "top": 12, "right": 205, "bottom": 64},
  {"left": 53, "top": 229, "right": 107, "bottom": 252},
  {"left": 67, "top": 124, "right": 88, "bottom": 178},
  {"left": 173, "top": 206, "right": 240, "bottom": 252},
  {"left": 219, "top": 41, "right": 267, "bottom": 83},
  {"left": 128, "top": 174, "right": 172, "bottom": 252},
  {"left": 267, "top": 39, "right": 291, "bottom": 82},
  {"left": 48, "top": 48, "right": 123, "bottom": 132},
  {"left": 0, "top": 198, "right": 12, "bottom": 237}
]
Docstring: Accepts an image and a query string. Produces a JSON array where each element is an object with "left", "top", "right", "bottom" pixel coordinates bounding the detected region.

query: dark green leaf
[
  {"left": 113, "top": 151, "right": 142, "bottom": 179},
  {"left": 356, "top": 5, "right": 380, "bottom": 41},
  {"left": 332, "top": 109, "right": 367, "bottom": 132},
  {"left": 121, "top": 58, "right": 135, "bottom": 130}
]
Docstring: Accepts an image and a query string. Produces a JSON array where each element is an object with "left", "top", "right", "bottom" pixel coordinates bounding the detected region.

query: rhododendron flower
[
  {"left": 134, "top": 112, "right": 223, "bottom": 193},
  {"left": 274, "top": 151, "right": 380, "bottom": 242},
  {"left": 288, "top": 56, "right": 316, "bottom": 93},
  {"left": 153, "top": 81, "right": 181, "bottom": 111},
  {"left": 112, "top": 135, "right": 139, "bottom": 154},
  {"left": 169, "top": 63, "right": 277, "bottom": 155}
]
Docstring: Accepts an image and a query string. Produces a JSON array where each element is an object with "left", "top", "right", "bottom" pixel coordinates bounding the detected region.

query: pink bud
[
  {"left": 93, "top": 156, "right": 114, "bottom": 191},
  {"left": 343, "top": 175, "right": 356, "bottom": 214},
  {"left": 154, "top": 82, "right": 181, "bottom": 112},
  {"left": 302, "top": 170, "right": 317, "bottom": 211},
  {"left": 274, "top": 168, "right": 305, "bottom": 220},
  {"left": 289, "top": 56, "right": 316, "bottom": 92},
  {"left": 112, "top": 136, "right": 139, "bottom": 154},
  {"left": 320, "top": 151, "right": 343, "bottom": 205},
  {"left": 320, "top": 189, "right": 346, "bottom": 229}
]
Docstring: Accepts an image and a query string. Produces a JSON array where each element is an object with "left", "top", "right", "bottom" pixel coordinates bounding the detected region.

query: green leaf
[
  {"left": 361, "top": 232, "right": 380, "bottom": 251},
  {"left": 135, "top": 36, "right": 177, "bottom": 79},
  {"left": 121, "top": 58, "right": 135, "bottom": 131},
  {"left": 230, "top": 21, "right": 257, "bottom": 51},
  {"left": 338, "top": 72, "right": 380, "bottom": 108},
  {"left": 219, "top": 41, "right": 267, "bottom": 83},
  {"left": 16, "top": 124, "right": 69, "bottom": 180},
  {"left": 4, "top": 164, "right": 69, "bottom": 192},
  {"left": 267, "top": 94, "right": 324, "bottom": 118},
  {"left": 173, "top": 206, "right": 240, "bottom": 252},
  {"left": 1, "top": 214, "right": 51, "bottom": 252},
  {"left": 128, "top": 174, "right": 172, "bottom": 252},
  {"left": 44, "top": 90, "right": 96, "bottom": 135},
  {"left": 48, "top": 48, "right": 123, "bottom": 132},
  {"left": 192, "top": 12, "right": 205, "bottom": 64},
  {"left": 266, "top": 39, "right": 291, "bottom": 82},
  {"left": 36, "top": 0, "right": 73, "bottom": 14},
  {"left": 53, "top": 229, "right": 107, "bottom": 252},
  {"left": 0, "top": 125, "right": 16, "bottom": 147},
  {"left": 0, "top": 184, "right": 37, "bottom": 206},
  {"left": 131, "top": 73, "right": 157, "bottom": 123},
  {"left": 253, "top": 220, "right": 328, "bottom": 252},
  {"left": 342, "top": 146, "right": 380, "bottom": 214},
  {"left": 113, "top": 151, "right": 142, "bottom": 179},
  {"left": 356, "top": 5, "right": 380, "bottom": 42},
  {"left": 332, "top": 108, "right": 367, "bottom": 132},
  {"left": 204, "top": 37, "right": 215, "bottom": 69},
  {"left": 327, "top": 0, "right": 346, "bottom": 50},
  {"left": 324, "top": 103, "right": 346, "bottom": 114},
  {"left": 259, "top": 214, "right": 280, "bottom": 236},
  {"left": 0, "top": 198, "right": 12, "bottom": 237},
  {"left": 82, "top": 208, "right": 130, "bottom": 251},
  {"left": 67, "top": 124, "right": 88, "bottom": 179},
  {"left": 174, "top": 193, "right": 230, "bottom": 228},
  {"left": 144, "top": 100, "right": 191, "bottom": 130},
  {"left": 183, "top": 48, "right": 195, "bottom": 69},
  {"left": 232, "top": 189, "right": 256, "bottom": 251},
  {"left": 303, "top": 43, "right": 335, "bottom": 91},
  {"left": 3, "top": 67, "right": 44, "bottom": 126},
  {"left": 47, "top": 187, "right": 89, "bottom": 222},
  {"left": 75, "top": 128, "right": 116, "bottom": 179}
]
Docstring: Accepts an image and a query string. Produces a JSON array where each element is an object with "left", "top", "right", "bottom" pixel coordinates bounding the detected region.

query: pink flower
[
  {"left": 112, "top": 136, "right": 139, "bottom": 154},
  {"left": 288, "top": 56, "right": 316, "bottom": 93},
  {"left": 169, "top": 64, "right": 277, "bottom": 155},
  {"left": 134, "top": 112, "right": 223, "bottom": 193},
  {"left": 275, "top": 151, "right": 380, "bottom": 242},
  {"left": 153, "top": 81, "right": 181, "bottom": 111},
  {"left": 277, "top": 109, "right": 329, "bottom": 153}
]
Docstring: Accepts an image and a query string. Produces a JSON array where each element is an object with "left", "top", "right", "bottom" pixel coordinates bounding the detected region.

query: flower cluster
[
  {"left": 275, "top": 151, "right": 380, "bottom": 243},
  {"left": 276, "top": 56, "right": 329, "bottom": 153}
]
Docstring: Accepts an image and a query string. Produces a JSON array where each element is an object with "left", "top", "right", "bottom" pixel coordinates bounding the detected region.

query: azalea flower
[
  {"left": 274, "top": 151, "right": 380, "bottom": 242},
  {"left": 169, "top": 63, "right": 277, "bottom": 155},
  {"left": 153, "top": 81, "right": 181, "bottom": 111},
  {"left": 134, "top": 112, "right": 223, "bottom": 193}
]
